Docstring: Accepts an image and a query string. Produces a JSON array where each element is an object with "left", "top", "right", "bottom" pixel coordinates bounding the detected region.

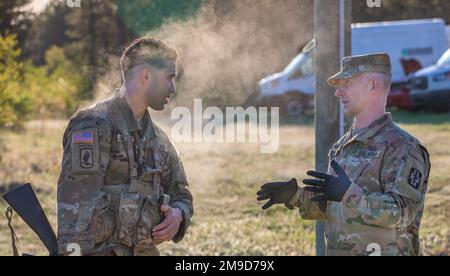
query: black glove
[
  {"left": 302, "top": 160, "right": 351, "bottom": 202},
  {"left": 257, "top": 178, "right": 299, "bottom": 210}
]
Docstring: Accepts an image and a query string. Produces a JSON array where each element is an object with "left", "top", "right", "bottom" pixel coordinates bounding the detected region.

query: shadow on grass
[
  {"left": 0, "top": 182, "right": 27, "bottom": 196},
  {"left": 280, "top": 109, "right": 450, "bottom": 126},
  {"left": 278, "top": 109, "right": 315, "bottom": 126},
  {"left": 389, "top": 109, "right": 450, "bottom": 125},
  {"left": 0, "top": 182, "right": 52, "bottom": 202},
  {"left": 279, "top": 114, "right": 314, "bottom": 126}
]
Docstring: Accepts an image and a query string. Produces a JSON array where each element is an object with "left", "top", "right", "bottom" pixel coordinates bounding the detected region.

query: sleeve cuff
[
  {"left": 287, "top": 187, "right": 302, "bottom": 208},
  {"left": 170, "top": 202, "right": 192, "bottom": 243}
]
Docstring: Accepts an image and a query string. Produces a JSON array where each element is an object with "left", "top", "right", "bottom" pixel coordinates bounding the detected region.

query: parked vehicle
[
  {"left": 386, "top": 58, "right": 424, "bottom": 110},
  {"left": 387, "top": 85, "right": 417, "bottom": 110},
  {"left": 446, "top": 25, "right": 450, "bottom": 43},
  {"left": 252, "top": 19, "right": 449, "bottom": 116},
  {"left": 253, "top": 40, "right": 316, "bottom": 117},
  {"left": 410, "top": 48, "right": 450, "bottom": 111}
]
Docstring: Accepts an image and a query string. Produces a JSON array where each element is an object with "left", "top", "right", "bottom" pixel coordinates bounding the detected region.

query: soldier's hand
[
  {"left": 302, "top": 160, "right": 351, "bottom": 202},
  {"left": 152, "top": 205, "right": 183, "bottom": 244},
  {"left": 257, "top": 178, "right": 299, "bottom": 210}
]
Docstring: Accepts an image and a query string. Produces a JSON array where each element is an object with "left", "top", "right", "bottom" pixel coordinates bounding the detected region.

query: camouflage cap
[{"left": 327, "top": 53, "right": 392, "bottom": 87}]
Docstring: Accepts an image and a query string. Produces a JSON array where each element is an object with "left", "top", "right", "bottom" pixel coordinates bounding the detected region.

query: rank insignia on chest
[
  {"left": 356, "top": 149, "right": 381, "bottom": 159},
  {"left": 117, "top": 133, "right": 124, "bottom": 143}
]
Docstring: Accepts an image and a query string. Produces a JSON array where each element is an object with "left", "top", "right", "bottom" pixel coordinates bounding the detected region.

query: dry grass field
[{"left": 0, "top": 110, "right": 448, "bottom": 256}]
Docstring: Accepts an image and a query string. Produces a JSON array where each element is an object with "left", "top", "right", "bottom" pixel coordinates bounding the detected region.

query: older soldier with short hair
[
  {"left": 257, "top": 53, "right": 430, "bottom": 256},
  {"left": 57, "top": 37, "right": 193, "bottom": 256}
]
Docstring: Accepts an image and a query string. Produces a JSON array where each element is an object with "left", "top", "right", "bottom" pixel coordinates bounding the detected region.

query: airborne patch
[
  {"left": 80, "top": 146, "right": 94, "bottom": 169},
  {"left": 70, "top": 128, "right": 99, "bottom": 173},
  {"left": 408, "top": 168, "right": 422, "bottom": 190}
]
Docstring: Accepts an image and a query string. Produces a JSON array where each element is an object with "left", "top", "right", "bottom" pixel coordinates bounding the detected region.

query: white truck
[{"left": 255, "top": 18, "right": 449, "bottom": 116}]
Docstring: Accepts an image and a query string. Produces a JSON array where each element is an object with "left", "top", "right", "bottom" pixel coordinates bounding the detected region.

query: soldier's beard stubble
[{"left": 146, "top": 83, "right": 168, "bottom": 111}]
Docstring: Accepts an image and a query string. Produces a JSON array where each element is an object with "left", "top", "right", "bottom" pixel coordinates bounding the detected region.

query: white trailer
[
  {"left": 256, "top": 19, "right": 449, "bottom": 116},
  {"left": 352, "top": 18, "right": 449, "bottom": 83}
]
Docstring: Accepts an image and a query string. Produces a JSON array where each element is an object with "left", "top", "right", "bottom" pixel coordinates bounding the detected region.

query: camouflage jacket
[
  {"left": 290, "top": 114, "right": 430, "bottom": 256},
  {"left": 57, "top": 94, "right": 193, "bottom": 255}
]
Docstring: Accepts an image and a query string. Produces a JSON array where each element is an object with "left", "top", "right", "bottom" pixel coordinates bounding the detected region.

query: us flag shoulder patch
[
  {"left": 408, "top": 168, "right": 422, "bottom": 190},
  {"left": 72, "top": 131, "right": 94, "bottom": 144}
]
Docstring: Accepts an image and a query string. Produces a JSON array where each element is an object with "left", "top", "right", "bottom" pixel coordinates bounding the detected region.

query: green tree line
[
  {"left": 1, "top": 0, "right": 449, "bottom": 127},
  {"left": 0, "top": 0, "right": 202, "bottom": 127}
]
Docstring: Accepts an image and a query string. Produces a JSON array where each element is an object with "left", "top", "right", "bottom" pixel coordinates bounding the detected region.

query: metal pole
[
  {"left": 339, "top": 0, "right": 346, "bottom": 138},
  {"left": 314, "top": 0, "right": 351, "bottom": 256}
]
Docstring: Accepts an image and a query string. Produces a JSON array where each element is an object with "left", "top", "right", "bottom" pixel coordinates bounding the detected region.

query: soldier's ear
[
  {"left": 367, "top": 78, "right": 377, "bottom": 95},
  {"left": 139, "top": 67, "right": 152, "bottom": 85}
]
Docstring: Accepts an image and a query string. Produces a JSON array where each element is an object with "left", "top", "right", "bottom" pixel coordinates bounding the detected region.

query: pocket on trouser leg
[{"left": 113, "top": 193, "right": 144, "bottom": 247}]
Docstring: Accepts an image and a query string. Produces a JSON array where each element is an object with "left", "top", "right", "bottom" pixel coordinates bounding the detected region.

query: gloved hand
[
  {"left": 257, "top": 178, "right": 299, "bottom": 210},
  {"left": 302, "top": 160, "right": 351, "bottom": 202}
]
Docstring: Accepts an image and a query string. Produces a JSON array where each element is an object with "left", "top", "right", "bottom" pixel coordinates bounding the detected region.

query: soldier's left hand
[
  {"left": 302, "top": 160, "right": 352, "bottom": 202},
  {"left": 152, "top": 205, "right": 183, "bottom": 244},
  {"left": 257, "top": 178, "right": 299, "bottom": 210}
]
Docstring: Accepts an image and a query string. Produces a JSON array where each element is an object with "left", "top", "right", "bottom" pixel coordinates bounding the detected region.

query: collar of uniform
[
  {"left": 348, "top": 113, "right": 393, "bottom": 144},
  {"left": 113, "top": 95, "right": 155, "bottom": 135},
  {"left": 142, "top": 111, "right": 157, "bottom": 139}
]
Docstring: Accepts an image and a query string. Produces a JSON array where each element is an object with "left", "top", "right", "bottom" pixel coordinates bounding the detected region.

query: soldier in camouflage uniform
[
  {"left": 57, "top": 37, "right": 193, "bottom": 256},
  {"left": 257, "top": 53, "right": 431, "bottom": 256}
]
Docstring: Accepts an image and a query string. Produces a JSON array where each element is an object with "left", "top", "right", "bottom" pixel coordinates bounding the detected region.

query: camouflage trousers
[{"left": 88, "top": 242, "right": 160, "bottom": 256}]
